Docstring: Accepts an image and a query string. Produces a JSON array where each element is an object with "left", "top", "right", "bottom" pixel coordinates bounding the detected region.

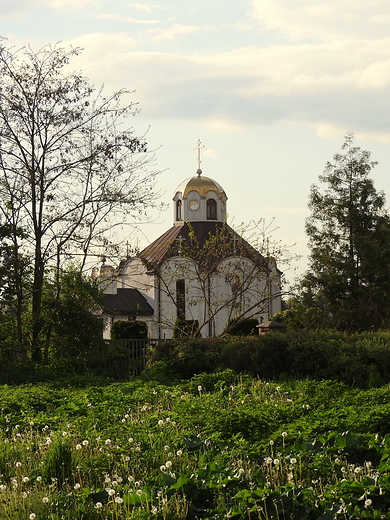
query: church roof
[
  {"left": 174, "top": 175, "right": 226, "bottom": 199},
  {"left": 103, "top": 288, "right": 154, "bottom": 316},
  {"left": 139, "top": 221, "right": 267, "bottom": 269}
]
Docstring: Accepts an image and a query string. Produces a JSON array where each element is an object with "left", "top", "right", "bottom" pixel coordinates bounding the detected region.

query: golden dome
[{"left": 175, "top": 175, "right": 226, "bottom": 199}]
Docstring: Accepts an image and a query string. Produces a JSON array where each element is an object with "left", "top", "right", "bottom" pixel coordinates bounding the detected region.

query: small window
[
  {"left": 176, "top": 279, "right": 185, "bottom": 320},
  {"left": 206, "top": 198, "right": 217, "bottom": 220},
  {"left": 176, "top": 199, "right": 182, "bottom": 220}
]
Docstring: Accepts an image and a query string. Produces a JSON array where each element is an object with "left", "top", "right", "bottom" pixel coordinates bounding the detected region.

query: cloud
[
  {"left": 96, "top": 13, "right": 162, "bottom": 25},
  {"left": 150, "top": 24, "right": 203, "bottom": 41},
  {"left": 250, "top": 0, "right": 390, "bottom": 42},
  {"left": 129, "top": 3, "right": 167, "bottom": 13},
  {"left": 64, "top": 28, "right": 390, "bottom": 143}
]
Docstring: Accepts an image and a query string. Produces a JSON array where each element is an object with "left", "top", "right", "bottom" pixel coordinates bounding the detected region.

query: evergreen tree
[{"left": 302, "top": 133, "right": 390, "bottom": 331}]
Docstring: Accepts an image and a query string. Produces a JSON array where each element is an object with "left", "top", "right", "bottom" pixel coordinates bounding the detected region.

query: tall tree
[
  {"left": 0, "top": 41, "right": 161, "bottom": 361},
  {"left": 302, "top": 133, "right": 390, "bottom": 331}
]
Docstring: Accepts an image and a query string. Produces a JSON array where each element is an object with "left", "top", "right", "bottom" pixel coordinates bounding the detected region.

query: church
[{"left": 96, "top": 142, "right": 282, "bottom": 339}]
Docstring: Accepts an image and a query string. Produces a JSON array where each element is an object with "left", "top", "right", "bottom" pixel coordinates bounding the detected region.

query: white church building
[{"left": 96, "top": 145, "right": 282, "bottom": 339}]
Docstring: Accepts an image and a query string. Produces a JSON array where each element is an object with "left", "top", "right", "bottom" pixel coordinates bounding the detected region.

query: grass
[{"left": 1, "top": 370, "right": 390, "bottom": 518}]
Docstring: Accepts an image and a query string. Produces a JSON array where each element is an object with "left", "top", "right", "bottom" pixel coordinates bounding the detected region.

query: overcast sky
[{"left": 2, "top": 0, "right": 390, "bottom": 282}]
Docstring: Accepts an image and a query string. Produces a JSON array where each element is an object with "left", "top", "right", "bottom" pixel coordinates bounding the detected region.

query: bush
[
  {"left": 111, "top": 320, "right": 148, "bottom": 339},
  {"left": 227, "top": 318, "right": 259, "bottom": 336},
  {"left": 173, "top": 319, "right": 200, "bottom": 338}
]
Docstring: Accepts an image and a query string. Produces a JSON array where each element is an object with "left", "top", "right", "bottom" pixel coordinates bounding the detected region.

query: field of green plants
[{"left": 1, "top": 370, "right": 390, "bottom": 519}]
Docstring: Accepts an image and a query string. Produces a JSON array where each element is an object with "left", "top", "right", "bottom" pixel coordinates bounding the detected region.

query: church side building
[{"left": 97, "top": 149, "right": 282, "bottom": 339}]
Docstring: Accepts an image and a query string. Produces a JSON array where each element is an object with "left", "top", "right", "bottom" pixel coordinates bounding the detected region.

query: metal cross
[
  {"left": 231, "top": 235, "right": 239, "bottom": 254},
  {"left": 175, "top": 235, "right": 185, "bottom": 252},
  {"left": 194, "top": 138, "right": 204, "bottom": 173}
]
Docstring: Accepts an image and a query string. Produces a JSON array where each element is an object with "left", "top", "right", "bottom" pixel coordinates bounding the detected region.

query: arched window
[
  {"left": 206, "top": 198, "right": 217, "bottom": 220},
  {"left": 176, "top": 279, "right": 185, "bottom": 320},
  {"left": 176, "top": 199, "right": 182, "bottom": 220}
]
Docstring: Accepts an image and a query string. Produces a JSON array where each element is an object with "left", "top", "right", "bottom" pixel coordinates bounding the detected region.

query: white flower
[
  {"left": 128, "top": 437, "right": 134, "bottom": 443},
  {"left": 158, "top": 420, "right": 164, "bottom": 427},
  {"left": 290, "top": 458, "right": 297, "bottom": 464},
  {"left": 160, "top": 465, "right": 166, "bottom": 472},
  {"left": 197, "top": 385, "right": 202, "bottom": 392},
  {"left": 62, "top": 432, "right": 67, "bottom": 437},
  {"left": 42, "top": 497, "right": 49, "bottom": 503},
  {"left": 105, "top": 439, "right": 111, "bottom": 446},
  {"left": 265, "top": 457, "right": 273, "bottom": 464},
  {"left": 136, "top": 489, "right": 143, "bottom": 496},
  {"left": 82, "top": 440, "right": 89, "bottom": 446},
  {"left": 15, "top": 462, "right": 22, "bottom": 468},
  {"left": 269, "top": 440, "right": 274, "bottom": 446},
  {"left": 365, "top": 498, "right": 372, "bottom": 507},
  {"left": 36, "top": 476, "right": 42, "bottom": 482},
  {"left": 115, "top": 496, "right": 123, "bottom": 504},
  {"left": 165, "top": 461, "right": 172, "bottom": 468},
  {"left": 281, "top": 432, "right": 287, "bottom": 438},
  {"left": 22, "top": 476, "right": 30, "bottom": 483},
  {"left": 238, "top": 468, "right": 245, "bottom": 475},
  {"left": 29, "top": 514, "right": 36, "bottom": 520},
  {"left": 273, "top": 459, "right": 280, "bottom": 465},
  {"left": 95, "top": 502, "right": 103, "bottom": 509},
  {"left": 74, "top": 483, "right": 81, "bottom": 490},
  {"left": 107, "top": 488, "right": 115, "bottom": 496},
  {"left": 75, "top": 444, "right": 82, "bottom": 450},
  {"left": 176, "top": 449, "right": 183, "bottom": 457}
]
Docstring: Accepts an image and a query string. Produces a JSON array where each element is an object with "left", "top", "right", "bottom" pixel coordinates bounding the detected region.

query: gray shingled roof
[{"left": 104, "top": 289, "right": 153, "bottom": 316}]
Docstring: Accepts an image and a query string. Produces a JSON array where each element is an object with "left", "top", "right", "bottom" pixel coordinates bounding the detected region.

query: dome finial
[{"left": 194, "top": 138, "right": 204, "bottom": 176}]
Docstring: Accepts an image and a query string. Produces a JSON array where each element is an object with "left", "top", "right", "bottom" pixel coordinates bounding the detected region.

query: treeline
[
  {"left": 146, "top": 330, "right": 390, "bottom": 389},
  {"left": 2, "top": 330, "right": 390, "bottom": 387}
]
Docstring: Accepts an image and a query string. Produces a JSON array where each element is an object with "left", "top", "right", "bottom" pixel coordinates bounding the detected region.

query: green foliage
[
  {"left": 111, "top": 320, "right": 148, "bottom": 339},
  {"left": 2, "top": 375, "right": 390, "bottom": 518},
  {"left": 227, "top": 318, "right": 259, "bottom": 336},
  {"left": 302, "top": 133, "right": 390, "bottom": 332},
  {"left": 42, "top": 437, "right": 74, "bottom": 486},
  {"left": 173, "top": 319, "right": 200, "bottom": 338},
  {"left": 42, "top": 267, "right": 105, "bottom": 364},
  {"left": 148, "top": 331, "right": 390, "bottom": 388}
]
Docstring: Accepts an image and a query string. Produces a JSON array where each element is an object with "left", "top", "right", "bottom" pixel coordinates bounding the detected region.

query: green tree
[
  {"left": 0, "top": 41, "right": 161, "bottom": 361},
  {"left": 302, "top": 133, "right": 390, "bottom": 331},
  {"left": 42, "top": 267, "right": 104, "bottom": 365}
]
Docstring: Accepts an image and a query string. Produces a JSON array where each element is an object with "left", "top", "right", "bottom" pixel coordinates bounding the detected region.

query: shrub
[
  {"left": 227, "top": 318, "right": 259, "bottom": 336},
  {"left": 173, "top": 319, "right": 200, "bottom": 338},
  {"left": 111, "top": 320, "right": 148, "bottom": 339}
]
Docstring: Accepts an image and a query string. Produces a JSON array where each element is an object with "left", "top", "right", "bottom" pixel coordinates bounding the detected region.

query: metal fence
[{"left": 103, "top": 338, "right": 160, "bottom": 377}]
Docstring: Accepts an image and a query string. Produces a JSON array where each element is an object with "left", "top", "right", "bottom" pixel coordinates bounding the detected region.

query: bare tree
[{"left": 0, "top": 41, "right": 162, "bottom": 361}]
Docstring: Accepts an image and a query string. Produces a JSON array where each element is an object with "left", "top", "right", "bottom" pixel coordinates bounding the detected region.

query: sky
[{"left": 2, "top": 0, "right": 390, "bottom": 284}]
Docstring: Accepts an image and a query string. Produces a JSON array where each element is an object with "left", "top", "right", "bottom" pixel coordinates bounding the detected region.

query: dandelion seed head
[
  {"left": 105, "top": 439, "right": 111, "bottom": 446},
  {"left": 365, "top": 498, "right": 372, "bottom": 507},
  {"left": 95, "top": 502, "right": 103, "bottom": 509},
  {"left": 281, "top": 432, "right": 287, "bottom": 438},
  {"left": 75, "top": 444, "right": 82, "bottom": 450},
  {"left": 136, "top": 489, "right": 143, "bottom": 496},
  {"left": 82, "top": 440, "right": 89, "bottom": 446},
  {"left": 74, "top": 483, "right": 81, "bottom": 490},
  {"left": 165, "top": 461, "right": 172, "bottom": 468},
  {"left": 290, "top": 458, "right": 297, "bottom": 464},
  {"left": 29, "top": 514, "right": 36, "bottom": 520},
  {"left": 42, "top": 497, "right": 49, "bottom": 503},
  {"left": 176, "top": 449, "right": 183, "bottom": 457},
  {"left": 115, "top": 496, "right": 123, "bottom": 503},
  {"left": 15, "top": 462, "right": 22, "bottom": 468}
]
